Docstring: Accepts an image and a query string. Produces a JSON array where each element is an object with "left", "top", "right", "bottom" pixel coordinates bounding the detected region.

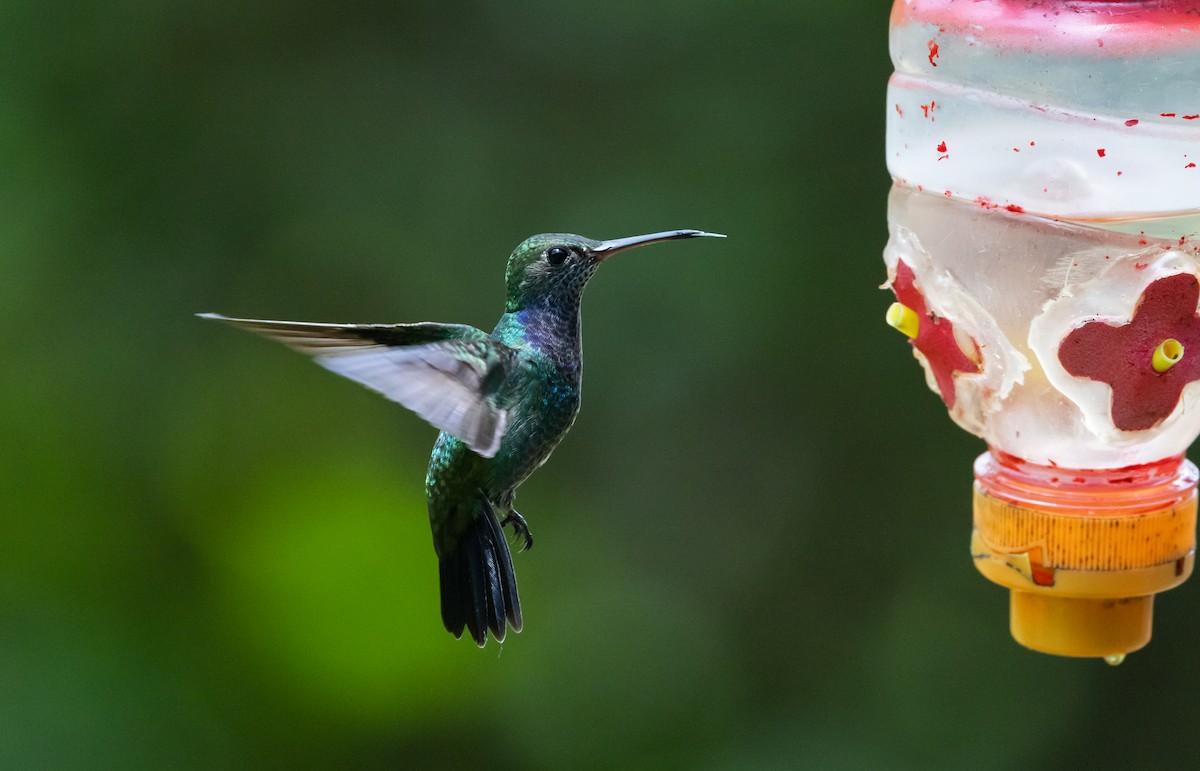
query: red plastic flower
[
  {"left": 890, "top": 260, "right": 980, "bottom": 408},
  {"left": 1059, "top": 273, "right": 1200, "bottom": 431}
]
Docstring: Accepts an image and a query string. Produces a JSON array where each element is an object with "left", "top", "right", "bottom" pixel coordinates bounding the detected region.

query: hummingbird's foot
[{"left": 500, "top": 510, "right": 533, "bottom": 552}]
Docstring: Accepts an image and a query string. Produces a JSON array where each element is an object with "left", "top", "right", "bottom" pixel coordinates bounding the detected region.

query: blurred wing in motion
[{"left": 198, "top": 314, "right": 515, "bottom": 457}]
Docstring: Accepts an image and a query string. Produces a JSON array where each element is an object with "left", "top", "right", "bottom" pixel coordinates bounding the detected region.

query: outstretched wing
[{"left": 199, "top": 314, "right": 516, "bottom": 457}]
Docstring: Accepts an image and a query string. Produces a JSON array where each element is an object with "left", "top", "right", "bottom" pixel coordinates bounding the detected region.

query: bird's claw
[{"left": 501, "top": 510, "right": 533, "bottom": 552}]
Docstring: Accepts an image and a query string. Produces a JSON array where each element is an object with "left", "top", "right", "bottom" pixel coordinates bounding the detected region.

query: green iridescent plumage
[{"left": 199, "top": 229, "right": 723, "bottom": 646}]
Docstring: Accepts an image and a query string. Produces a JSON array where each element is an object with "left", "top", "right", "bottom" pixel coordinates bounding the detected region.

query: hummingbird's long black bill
[{"left": 591, "top": 229, "right": 725, "bottom": 260}]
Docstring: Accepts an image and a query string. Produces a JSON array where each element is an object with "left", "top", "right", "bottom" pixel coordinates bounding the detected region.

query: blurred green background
[{"left": 4, "top": 0, "right": 1198, "bottom": 768}]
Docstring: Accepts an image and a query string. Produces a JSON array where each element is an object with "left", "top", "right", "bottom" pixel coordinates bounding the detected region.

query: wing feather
[{"left": 199, "top": 313, "right": 514, "bottom": 457}]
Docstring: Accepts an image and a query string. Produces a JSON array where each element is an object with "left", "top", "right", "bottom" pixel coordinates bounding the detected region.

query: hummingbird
[{"left": 199, "top": 229, "right": 724, "bottom": 646}]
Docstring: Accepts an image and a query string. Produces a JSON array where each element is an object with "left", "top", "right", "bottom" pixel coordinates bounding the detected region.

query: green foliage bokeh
[{"left": 3, "top": 1, "right": 1198, "bottom": 768}]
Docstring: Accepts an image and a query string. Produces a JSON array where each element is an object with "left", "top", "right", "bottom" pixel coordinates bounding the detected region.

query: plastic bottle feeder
[{"left": 883, "top": 0, "right": 1200, "bottom": 662}]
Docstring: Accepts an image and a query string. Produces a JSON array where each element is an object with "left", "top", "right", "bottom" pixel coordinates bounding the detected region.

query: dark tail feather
[{"left": 439, "top": 494, "right": 522, "bottom": 646}]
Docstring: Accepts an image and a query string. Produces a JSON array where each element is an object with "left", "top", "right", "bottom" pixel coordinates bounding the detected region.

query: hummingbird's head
[
  {"left": 503, "top": 230, "right": 724, "bottom": 312},
  {"left": 503, "top": 233, "right": 601, "bottom": 312}
]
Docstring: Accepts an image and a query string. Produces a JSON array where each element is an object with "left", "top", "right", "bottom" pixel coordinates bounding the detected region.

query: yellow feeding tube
[
  {"left": 886, "top": 302, "right": 920, "bottom": 339},
  {"left": 1153, "top": 339, "right": 1184, "bottom": 373}
]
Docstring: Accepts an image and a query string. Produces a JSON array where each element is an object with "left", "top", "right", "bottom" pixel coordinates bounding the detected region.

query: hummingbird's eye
[{"left": 546, "top": 246, "right": 570, "bottom": 266}]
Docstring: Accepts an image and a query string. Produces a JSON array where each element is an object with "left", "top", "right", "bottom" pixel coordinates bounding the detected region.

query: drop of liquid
[{"left": 1104, "top": 653, "right": 1126, "bottom": 667}]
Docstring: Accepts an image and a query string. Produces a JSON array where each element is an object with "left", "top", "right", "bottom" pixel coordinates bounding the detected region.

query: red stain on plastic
[
  {"left": 1162, "top": 113, "right": 1177, "bottom": 117},
  {"left": 1097, "top": 148, "right": 1107, "bottom": 157},
  {"left": 928, "top": 39, "right": 939, "bottom": 66},
  {"left": 937, "top": 141, "right": 947, "bottom": 152},
  {"left": 1184, "top": 115, "right": 1200, "bottom": 120},
  {"left": 1005, "top": 204, "right": 1024, "bottom": 213},
  {"left": 1187, "top": 163, "right": 1197, "bottom": 169},
  {"left": 1125, "top": 119, "right": 1140, "bottom": 127},
  {"left": 895, "top": 103, "right": 903, "bottom": 117}
]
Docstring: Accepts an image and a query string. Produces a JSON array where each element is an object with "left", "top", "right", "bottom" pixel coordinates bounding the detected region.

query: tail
[{"left": 439, "top": 494, "right": 522, "bottom": 646}]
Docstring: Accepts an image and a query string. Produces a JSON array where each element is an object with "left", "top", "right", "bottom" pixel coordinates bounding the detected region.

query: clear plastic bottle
[{"left": 883, "top": 0, "right": 1200, "bottom": 659}]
